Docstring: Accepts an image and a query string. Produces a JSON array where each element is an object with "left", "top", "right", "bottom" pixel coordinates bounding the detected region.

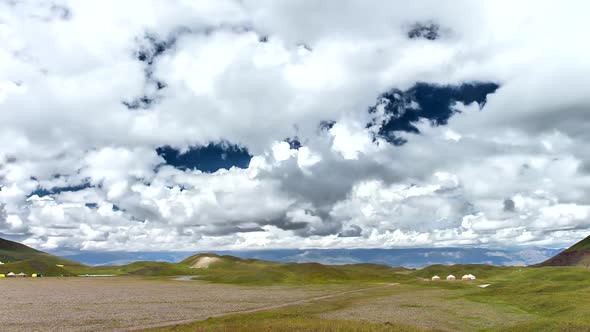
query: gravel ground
[{"left": 0, "top": 277, "right": 336, "bottom": 332}]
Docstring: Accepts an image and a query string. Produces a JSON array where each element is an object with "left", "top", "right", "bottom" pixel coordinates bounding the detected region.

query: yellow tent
[
  {"left": 0, "top": 274, "right": 5, "bottom": 278},
  {"left": 56, "top": 264, "right": 64, "bottom": 268},
  {"left": 32, "top": 274, "right": 38, "bottom": 278}
]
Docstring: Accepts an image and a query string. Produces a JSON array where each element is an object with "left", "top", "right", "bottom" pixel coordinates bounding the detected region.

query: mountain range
[
  {"left": 1, "top": 236, "right": 585, "bottom": 278},
  {"left": 53, "top": 247, "right": 562, "bottom": 268}
]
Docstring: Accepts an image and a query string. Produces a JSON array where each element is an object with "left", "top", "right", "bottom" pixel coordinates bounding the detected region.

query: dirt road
[{"left": 118, "top": 283, "right": 398, "bottom": 331}]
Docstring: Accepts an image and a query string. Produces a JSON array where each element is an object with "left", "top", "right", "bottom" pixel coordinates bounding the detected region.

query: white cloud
[{"left": 1, "top": 0, "right": 590, "bottom": 251}]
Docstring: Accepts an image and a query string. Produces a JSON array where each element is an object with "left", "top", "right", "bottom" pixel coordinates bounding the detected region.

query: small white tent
[
  {"left": 431, "top": 275, "right": 441, "bottom": 281},
  {"left": 0, "top": 261, "right": 4, "bottom": 265},
  {"left": 462, "top": 274, "right": 476, "bottom": 280},
  {"left": 447, "top": 274, "right": 456, "bottom": 281},
  {"left": 7, "top": 272, "right": 15, "bottom": 277}
]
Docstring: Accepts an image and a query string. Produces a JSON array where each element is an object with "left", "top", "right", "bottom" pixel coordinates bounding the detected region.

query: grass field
[
  {"left": 2, "top": 261, "right": 590, "bottom": 331},
  {"left": 141, "top": 265, "right": 590, "bottom": 332}
]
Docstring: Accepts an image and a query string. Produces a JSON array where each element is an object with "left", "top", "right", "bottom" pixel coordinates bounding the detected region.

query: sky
[{"left": 1, "top": 0, "right": 590, "bottom": 252}]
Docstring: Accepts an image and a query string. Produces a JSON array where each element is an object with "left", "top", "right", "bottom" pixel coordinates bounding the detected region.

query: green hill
[
  {"left": 177, "top": 253, "right": 412, "bottom": 285},
  {"left": 0, "top": 237, "right": 84, "bottom": 276},
  {"left": 564, "top": 234, "right": 590, "bottom": 252},
  {"left": 1, "top": 237, "right": 44, "bottom": 261},
  {"left": 67, "top": 253, "right": 413, "bottom": 284},
  {"left": 538, "top": 235, "right": 590, "bottom": 267},
  {"left": 0, "top": 239, "right": 413, "bottom": 282}
]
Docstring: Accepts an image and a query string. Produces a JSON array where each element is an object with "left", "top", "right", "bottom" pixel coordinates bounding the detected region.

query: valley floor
[
  {"left": 0, "top": 277, "right": 353, "bottom": 331},
  {"left": 3, "top": 266, "right": 590, "bottom": 332},
  {"left": 143, "top": 283, "right": 532, "bottom": 332}
]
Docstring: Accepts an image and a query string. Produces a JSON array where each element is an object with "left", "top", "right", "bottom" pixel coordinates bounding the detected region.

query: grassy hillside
[
  {"left": 0, "top": 238, "right": 412, "bottom": 282},
  {"left": 52, "top": 253, "right": 412, "bottom": 285},
  {"left": 0, "top": 238, "right": 84, "bottom": 275},
  {"left": 179, "top": 253, "right": 413, "bottom": 285},
  {"left": 0, "top": 237, "right": 75, "bottom": 264},
  {"left": 538, "top": 234, "right": 590, "bottom": 267},
  {"left": 565, "top": 235, "right": 590, "bottom": 251},
  {"left": 67, "top": 261, "right": 201, "bottom": 277}
]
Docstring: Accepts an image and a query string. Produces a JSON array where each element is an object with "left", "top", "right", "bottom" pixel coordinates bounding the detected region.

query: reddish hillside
[{"left": 538, "top": 235, "right": 590, "bottom": 267}]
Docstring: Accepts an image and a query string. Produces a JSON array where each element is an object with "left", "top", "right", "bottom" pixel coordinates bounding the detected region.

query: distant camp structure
[
  {"left": 0, "top": 272, "right": 40, "bottom": 278},
  {"left": 0, "top": 261, "right": 4, "bottom": 265},
  {"left": 430, "top": 274, "right": 476, "bottom": 281}
]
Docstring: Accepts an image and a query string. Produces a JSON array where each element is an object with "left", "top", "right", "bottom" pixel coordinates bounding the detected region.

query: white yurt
[
  {"left": 461, "top": 274, "right": 471, "bottom": 280},
  {"left": 446, "top": 274, "right": 456, "bottom": 281},
  {"left": 431, "top": 275, "right": 441, "bottom": 281},
  {"left": 7, "top": 272, "right": 15, "bottom": 277}
]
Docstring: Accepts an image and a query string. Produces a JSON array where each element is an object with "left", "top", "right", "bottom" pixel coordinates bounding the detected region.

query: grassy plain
[
  {"left": 3, "top": 239, "right": 590, "bottom": 332},
  {"left": 143, "top": 265, "right": 590, "bottom": 332}
]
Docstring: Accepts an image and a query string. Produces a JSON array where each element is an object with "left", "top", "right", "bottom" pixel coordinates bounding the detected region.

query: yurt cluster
[
  {"left": 431, "top": 274, "right": 476, "bottom": 281},
  {"left": 0, "top": 272, "right": 43, "bottom": 278},
  {"left": 0, "top": 260, "right": 45, "bottom": 278}
]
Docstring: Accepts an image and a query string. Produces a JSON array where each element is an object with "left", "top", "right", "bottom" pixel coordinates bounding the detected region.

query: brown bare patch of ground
[
  {"left": 0, "top": 277, "right": 349, "bottom": 331},
  {"left": 189, "top": 256, "right": 221, "bottom": 269},
  {"left": 319, "top": 285, "right": 533, "bottom": 331}
]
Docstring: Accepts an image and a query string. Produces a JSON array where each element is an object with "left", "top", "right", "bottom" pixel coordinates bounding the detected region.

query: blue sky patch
[
  {"left": 29, "top": 182, "right": 93, "bottom": 198},
  {"left": 371, "top": 82, "right": 499, "bottom": 144},
  {"left": 156, "top": 143, "right": 252, "bottom": 173},
  {"left": 285, "top": 137, "right": 302, "bottom": 150}
]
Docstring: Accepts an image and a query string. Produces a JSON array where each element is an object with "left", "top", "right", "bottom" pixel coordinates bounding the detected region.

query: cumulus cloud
[{"left": 1, "top": 0, "right": 590, "bottom": 251}]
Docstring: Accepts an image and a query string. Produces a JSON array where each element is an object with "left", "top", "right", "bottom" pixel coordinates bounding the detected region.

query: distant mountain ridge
[
  {"left": 0, "top": 238, "right": 411, "bottom": 283},
  {"left": 55, "top": 247, "right": 562, "bottom": 268},
  {"left": 0, "top": 237, "right": 577, "bottom": 280},
  {"left": 539, "top": 235, "right": 590, "bottom": 267}
]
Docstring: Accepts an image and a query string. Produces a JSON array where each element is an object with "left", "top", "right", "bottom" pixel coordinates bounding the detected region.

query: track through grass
[{"left": 120, "top": 283, "right": 399, "bottom": 331}]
